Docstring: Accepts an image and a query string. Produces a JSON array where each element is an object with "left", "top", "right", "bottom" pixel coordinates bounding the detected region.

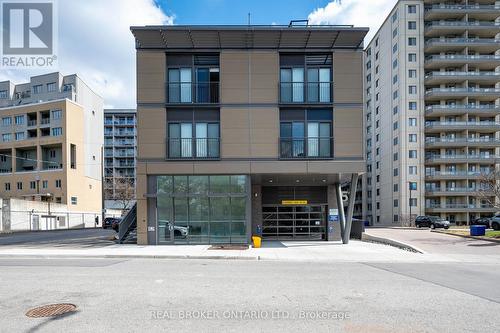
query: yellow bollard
[{"left": 252, "top": 236, "right": 261, "bottom": 248}]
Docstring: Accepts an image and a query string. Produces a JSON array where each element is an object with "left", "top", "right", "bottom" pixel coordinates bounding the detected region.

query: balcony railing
[
  {"left": 425, "top": 71, "right": 500, "bottom": 79},
  {"left": 27, "top": 120, "right": 36, "bottom": 126},
  {"left": 425, "top": 4, "right": 500, "bottom": 11},
  {"left": 425, "top": 87, "right": 500, "bottom": 95},
  {"left": 426, "top": 154, "right": 498, "bottom": 161},
  {"left": 425, "top": 171, "right": 483, "bottom": 177},
  {"left": 425, "top": 38, "right": 500, "bottom": 45},
  {"left": 425, "top": 121, "right": 500, "bottom": 128},
  {"left": 425, "top": 21, "right": 499, "bottom": 28},
  {"left": 167, "top": 82, "right": 219, "bottom": 104},
  {"left": 279, "top": 82, "right": 332, "bottom": 103},
  {"left": 425, "top": 104, "right": 499, "bottom": 113},
  {"left": 425, "top": 203, "right": 495, "bottom": 209},
  {"left": 167, "top": 138, "right": 220, "bottom": 159},
  {"left": 40, "top": 118, "right": 50, "bottom": 125},
  {"left": 425, "top": 137, "right": 500, "bottom": 145},
  {"left": 425, "top": 54, "right": 500, "bottom": 63},
  {"left": 279, "top": 137, "right": 333, "bottom": 159}
]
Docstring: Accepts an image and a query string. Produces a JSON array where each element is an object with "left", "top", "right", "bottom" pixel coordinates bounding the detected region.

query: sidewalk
[{"left": 0, "top": 239, "right": 462, "bottom": 263}]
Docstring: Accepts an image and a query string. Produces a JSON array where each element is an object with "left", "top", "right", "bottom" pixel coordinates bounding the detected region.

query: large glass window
[
  {"left": 156, "top": 175, "right": 248, "bottom": 244},
  {"left": 168, "top": 121, "right": 219, "bottom": 159},
  {"left": 168, "top": 68, "right": 192, "bottom": 103},
  {"left": 279, "top": 110, "right": 332, "bottom": 158}
]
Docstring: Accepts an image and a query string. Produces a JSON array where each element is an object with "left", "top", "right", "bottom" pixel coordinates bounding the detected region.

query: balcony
[
  {"left": 425, "top": 137, "right": 500, "bottom": 148},
  {"left": 424, "top": 71, "right": 500, "bottom": 84},
  {"left": 424, "top": 4, "right": 500, "bottom": 20},
  {"left": 167, "top": 138, "right": 220, "bottom": 160},
  {"left": 424, "top": 171, "right": 483, "bottom": 180},
  {"left": 424, "top": 121, "right": 500, "bottom": 132},
  {"left": 425, "top": 187, "right": 473, "bottom": 196},
  {"left": 279, "top": 82, "right": 332, "bottom": 104},
  {"left": 425, "top": 104, "right": 500, "bottom": 116},
  {"left": 424, "top": 21, "right": 500, "bottom": 37},
  {"left": 425, "top": 154, "right": 498, "bottom": 164},
  {"left": 424, "top": 55, "right": 500, "bottom": 70},
  {"left": 114, "top": 131, "right": 136, "bottom": 136},
  {"left": 425, "top": 203, "right": 497, "bottom": 212},
  {"left": 424, "top": 87, "right": 500, "bottom": 100},
  {"left": 40, "top": 118, "right": 50, "bottom": 126},
  {"left": 424, "top": 38, "right": 500, "bottom": 53},
  {"left": 166, "top": 82, "right": 219, "bottom": 104},
  {"left": 279, "top": 137, "right": 333, "bottom": 159}
]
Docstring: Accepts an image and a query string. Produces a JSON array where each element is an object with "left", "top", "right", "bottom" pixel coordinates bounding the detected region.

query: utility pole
[{"left": 101, "top": 145, "right": 105, "bottom": 225}]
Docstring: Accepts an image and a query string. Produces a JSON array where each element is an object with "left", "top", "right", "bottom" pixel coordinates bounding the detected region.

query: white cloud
[
  {"left": 0, "top": 0, "right": 173, "bottom": 108},
  {"left": 308, "top": 0, "right": 397, "bottom": 46}
]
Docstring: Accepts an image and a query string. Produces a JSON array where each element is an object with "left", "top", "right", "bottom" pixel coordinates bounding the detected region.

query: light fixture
[
  {"left": 322, "top": 179, "right": 326, "bottom": 182},
  {"left": 295, "top": 179, "right": 300, "bottom": 183},
  {"left": 268, "top": 179, "right": 273, "bottom": 183}
]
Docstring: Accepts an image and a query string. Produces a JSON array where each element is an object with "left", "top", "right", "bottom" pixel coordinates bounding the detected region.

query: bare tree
[
  {"left": 476, "top": 169, "right": 500, "bottom": 209},
  {"left": 105, "top": 174, "right": 135, "bottom": 212}
]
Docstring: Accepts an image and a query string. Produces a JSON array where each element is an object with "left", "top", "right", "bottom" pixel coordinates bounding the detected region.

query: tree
[
  {"left": 476, "top": 169, "right": 500, "bottom": 210},
  {"left": 105, "top": 174, "right": 135, "bottom": 212}
]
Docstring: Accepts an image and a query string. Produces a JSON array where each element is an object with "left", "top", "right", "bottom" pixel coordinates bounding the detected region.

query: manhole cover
[{"left": 26, "top": 303, "right": 77, "bottom": 318}]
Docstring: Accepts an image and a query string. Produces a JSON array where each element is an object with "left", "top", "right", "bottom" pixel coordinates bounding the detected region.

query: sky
[{"left": 0, "top": 0, "right": 397, "bottom": 108}]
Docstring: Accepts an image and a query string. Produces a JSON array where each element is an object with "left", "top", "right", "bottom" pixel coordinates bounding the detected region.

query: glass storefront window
[
  {"left": 230, "top": 175, "right": 246, "bottom": 193},
  {"left": 156, "top": 175, "right": 248, "bottom": 244},
  {"left": 210, "top": 197, "right": 231, "bottom": 221},
  {"left": 210, "top": 175, "right": 230, "bottom": 194},
  {"left": 189, "top": 175, "right": 209, "bottom": 194},
  {"left": 157, "top": 176, "right": 173, "bottom": 194},
  {"left": 174, "top": 176, "right": 188, "bottom": 194}
]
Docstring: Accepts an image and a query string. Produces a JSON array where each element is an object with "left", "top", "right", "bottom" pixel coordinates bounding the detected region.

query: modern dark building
[{"left": 129, "top": 24, "right": 368, "bottom": 245}]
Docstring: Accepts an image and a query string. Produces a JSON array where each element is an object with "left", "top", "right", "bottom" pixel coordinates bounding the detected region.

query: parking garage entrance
[{"left": 261, "top": 186, "right": 327, "bottom": 240}]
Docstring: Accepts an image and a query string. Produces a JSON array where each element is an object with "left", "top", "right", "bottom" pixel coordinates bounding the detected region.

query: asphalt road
[
  {"left": 0, "top": 258, "right": 498, "bottom": 333},
  {"left": 0, "top": 229, "right": 116, "bottom": 248}
]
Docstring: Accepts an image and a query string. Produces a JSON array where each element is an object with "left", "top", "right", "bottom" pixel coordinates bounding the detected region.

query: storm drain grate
[
  {"left": 25, "top": 303, "right": 77, "bottom": 318},
  {"left": 208, "top": 245, "right": 248, "bottom": 250}
]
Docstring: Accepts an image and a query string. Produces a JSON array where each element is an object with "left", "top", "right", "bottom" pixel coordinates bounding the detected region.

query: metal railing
[
  {"left": 426, "top": 37, "right": 500, "bottom": 44},
  {"left": 425, "top": 137, "right": 500, "bottom": 144},
  {"left": 279, "top": 137, "right": 333, "bottom": 159},
  {"left": 167, "top": 82, "right": 219, "bottom": 104},
  {"left": 40, "top": 118, "right": 50, "bottom": 125},
  {"left": 425, "top": 71, "right": 500, "bottom": 79},
  {"left": 425, "top": 121, "right": 500, "bottom": 127},
  {"left": 118, "top": 203, "right": 136, "bottom": 243},
  {"left": 425, "top": 87, "right": 500, "bottom": 94},
  {"left": 425, "top": 104, "right": 499, "bottom": 112},
  {"left": 279, "top": 82, "right": 332, "bottom": 103},
  {"left": 425, "top": 4, "right": 500, "bottom": 11},
  {"left": 426, "top": 154, "right": 498, "bottom": 161},
  {"left": 425, "top": 55, "right": 500, "bottom": 62},
  {"left": 425, "top": 171, "right": 483, "bottom": 177},
  {"left": 425, "top": 203, "right": 495, "bottom": 209},
  {"left": 167, "top": 137, "right": 220, "bottom": 159},
  {"left": 425, "top": 21, "right": 499, "bottom": 28}
]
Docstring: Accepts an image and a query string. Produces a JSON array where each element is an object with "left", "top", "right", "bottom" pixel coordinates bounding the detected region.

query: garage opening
[{"left": 261, "top": 186, "right": 327, "bottom": 240}]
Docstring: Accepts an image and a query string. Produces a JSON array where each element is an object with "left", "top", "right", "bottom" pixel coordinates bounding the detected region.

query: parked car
[
  {"left": 490, "top": 214, "right": 500, "bottom": 231},
  {"left": 471, "top": 217, "right": 491, "bottom": 228},
  {"left": 415, "top": 215, "right": 450, "bottom": 229},
  {"left": 103, "top": 217, "right": 121, "bottom": 229}
]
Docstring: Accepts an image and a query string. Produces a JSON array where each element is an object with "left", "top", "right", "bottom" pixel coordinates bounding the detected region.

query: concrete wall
[{"left": 0, "top": 198, "right": 105, "bottom": 232}]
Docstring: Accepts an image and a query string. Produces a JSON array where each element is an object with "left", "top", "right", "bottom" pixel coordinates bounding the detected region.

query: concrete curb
[
  {"left": 362, "top": 233, "right": 425, "bottom": 254},
  {"left": 0, "top": 254, "right": 260, "bottom": 260},
  {"left": 431, "top": 230, "right": 500, "bottom": 244}
]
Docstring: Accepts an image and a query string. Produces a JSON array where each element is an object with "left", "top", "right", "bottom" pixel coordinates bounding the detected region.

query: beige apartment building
[
  {"left": 0, "top": 73, "right": 104, "bottom": 214},
  {"left": 362, "top": 0, "right": 499, "bottom": 225},
  {"left": 129, "top": 24, "right": 367, "bottom": 245}
]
